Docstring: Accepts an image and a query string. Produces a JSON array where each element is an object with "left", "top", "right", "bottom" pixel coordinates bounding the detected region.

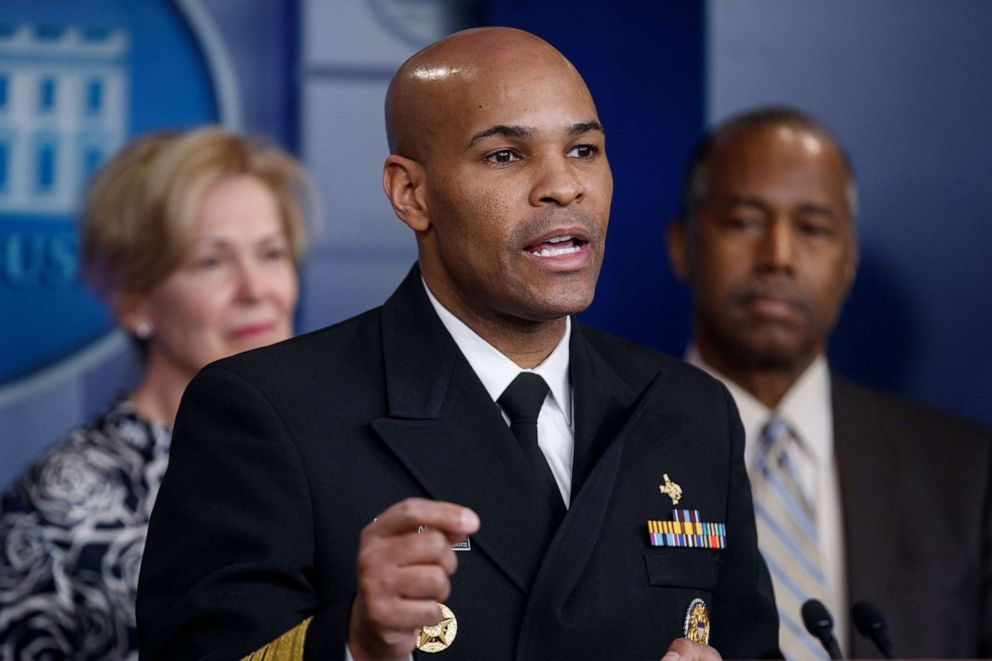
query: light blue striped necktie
[{"left": 753, "top": 418, "right": 830, "bottom": 660}]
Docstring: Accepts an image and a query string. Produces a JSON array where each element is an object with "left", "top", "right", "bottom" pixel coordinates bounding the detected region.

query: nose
[
  {"left": 757, "top": 218, "right": 796, "bottom": 274},
  {"left": 529, "top": 154, "right": 584, "bottom": 207},
  {"left": 234, "top": 258, "right": 267, "bottom": 303}
]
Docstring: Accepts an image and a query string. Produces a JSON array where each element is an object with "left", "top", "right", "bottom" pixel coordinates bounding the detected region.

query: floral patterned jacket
[{"left": 0, "top": 399, "right": 170, "bottom": 660}]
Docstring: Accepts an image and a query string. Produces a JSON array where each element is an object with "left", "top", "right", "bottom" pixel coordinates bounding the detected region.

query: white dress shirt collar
[
  {"left": 685, "top": 346, "right": 832, "bottom": 469},
  {"left": 422, "top": 279, "right": 572, "bottom": 425}
]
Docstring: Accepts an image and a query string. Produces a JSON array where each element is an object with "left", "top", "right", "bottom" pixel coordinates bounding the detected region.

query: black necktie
[{"left": 498, "top": 372, "right": 566, "bottom": 522}]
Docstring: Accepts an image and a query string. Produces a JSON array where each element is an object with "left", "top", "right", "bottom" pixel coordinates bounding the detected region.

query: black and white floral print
[{"left": 0, "top": 399, "right": 170, "bottom": 660}]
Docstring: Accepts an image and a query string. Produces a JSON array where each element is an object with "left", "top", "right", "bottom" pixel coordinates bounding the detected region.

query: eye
[
  {"left": 485, "top": 149, "right": 519, "bottom": 164},
  {"left": 192, "top": 255, "right": 223, "bottom": 270},
  {"left": 262, "top": 245, "right": 291, "bottom": 262},
  {"left": 567, "top": 144, "right": 598, "bottom": 158},
  {"left": 797, "top": 220, "right": 835, "bottom": 238},
  {"left": 721, "top": 216, "right": 762, "bottom": 231}
]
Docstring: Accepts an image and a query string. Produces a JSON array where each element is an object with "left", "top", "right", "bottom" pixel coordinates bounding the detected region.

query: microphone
[
  {"left": 801, "top": 599, "right": 844, "bottom": 660},
  {"left": 851, "top": 600, "right": 897, "bottom": 659}
]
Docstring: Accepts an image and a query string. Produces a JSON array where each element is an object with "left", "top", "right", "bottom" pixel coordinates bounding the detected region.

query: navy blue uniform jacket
[{"left": 137, "top": 266, "right": 780, "bottom": 660}]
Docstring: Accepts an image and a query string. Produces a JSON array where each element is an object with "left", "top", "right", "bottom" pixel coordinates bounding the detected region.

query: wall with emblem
[{"left": 0, "top": 0, "right": 294, "bottom": 488}]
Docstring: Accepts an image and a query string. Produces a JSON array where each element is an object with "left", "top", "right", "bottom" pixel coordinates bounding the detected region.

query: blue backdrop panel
[
  {"left": 0, "top": 1, "right": 219, "bottom": 384},
  {"left": 0, "top": 0, "right": 225, "bottom": 487},
  {"left": 483, "top": 1, "right": 704, "bottom": 353}
]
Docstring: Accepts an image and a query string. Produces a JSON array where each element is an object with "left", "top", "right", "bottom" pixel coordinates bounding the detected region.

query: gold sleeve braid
[{"left": 240, "top": 616, "right": 313, "bottom": 661}]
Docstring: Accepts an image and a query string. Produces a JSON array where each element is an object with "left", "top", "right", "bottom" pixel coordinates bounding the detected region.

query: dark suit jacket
[
  {"left": 834, "top": 376, "right": 992, "bottom": 658},
  {"left": 137, "top": 266, "right": 778, "bottom": 660}
]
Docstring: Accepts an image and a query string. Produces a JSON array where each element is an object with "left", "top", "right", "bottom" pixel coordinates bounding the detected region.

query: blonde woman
[{"left": 0, "top": 128, "right": 312, "bottom": 659}]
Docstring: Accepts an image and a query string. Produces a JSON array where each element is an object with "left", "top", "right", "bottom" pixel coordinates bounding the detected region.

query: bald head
[{"left": 385, "top": 27, "right": 588, "bottom": 163}]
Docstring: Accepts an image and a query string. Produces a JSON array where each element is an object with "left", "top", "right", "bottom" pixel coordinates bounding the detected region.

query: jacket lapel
[
  {"left": 568, "top": 324, "right": 637, "bottom": 497},
  {"left": 370, "top": 266, "right": 559, "bottom": 591},
  {"left": 522, "top": 326, "right": 665, "bottom": 624}
]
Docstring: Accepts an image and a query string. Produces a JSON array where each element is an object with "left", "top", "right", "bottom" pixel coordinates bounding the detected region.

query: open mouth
[{"left": 525, "top": 234, "right": 588, "bottom": 257}]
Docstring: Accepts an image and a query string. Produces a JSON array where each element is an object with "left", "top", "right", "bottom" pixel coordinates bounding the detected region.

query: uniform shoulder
[
  {"left": 205, "top": 306, "right": 384, "bottom": 385},
  {"left": 576, "top": 323, "right": 726, "bottom": 394}
]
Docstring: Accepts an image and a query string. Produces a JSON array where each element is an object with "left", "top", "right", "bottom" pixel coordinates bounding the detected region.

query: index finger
[{"left": 371, "top": 498, "right": 480, "bottom": 541}]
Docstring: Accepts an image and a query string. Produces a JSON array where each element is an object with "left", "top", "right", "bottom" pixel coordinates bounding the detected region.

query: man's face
[
  {"left": 416, "top": 52, "right": 613, "bottom": 328},
  {"left": 674, "top": 125, "right": 858, "bottom": 372}
]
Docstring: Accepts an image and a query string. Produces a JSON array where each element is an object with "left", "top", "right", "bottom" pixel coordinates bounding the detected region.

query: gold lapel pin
[
  {"left": 683, "top": 598, "right": 710, "bottom": 644},
  {"left": 660, "top": 473, "right": 683, "bottom": 505},
  {"left": 416, "top": 602, "right": 458, "bottom": 653}
]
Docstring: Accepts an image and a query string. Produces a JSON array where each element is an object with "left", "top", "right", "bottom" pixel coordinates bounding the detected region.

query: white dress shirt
[
  {"left": 424, "top": 281, "right": 575, "bottom": 506},
  {"left": 687, "top": 348, "right": 848, "bottom": 652}
]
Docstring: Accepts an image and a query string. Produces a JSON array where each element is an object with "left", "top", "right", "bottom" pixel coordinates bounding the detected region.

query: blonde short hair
[{"left": 81, "top": 127, "right": 311, "bottom": 299}]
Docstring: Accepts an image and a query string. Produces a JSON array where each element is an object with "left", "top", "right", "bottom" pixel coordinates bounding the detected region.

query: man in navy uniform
[{"left": 138, "top": 28, "right": 779, "bottom": 660}]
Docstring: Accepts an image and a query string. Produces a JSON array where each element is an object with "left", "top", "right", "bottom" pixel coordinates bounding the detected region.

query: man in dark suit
[
  {"left": 137, "top": 28, "right": 779, "bottom": 660},
  {"left": 667, "top": 106, "right": 992, "bottom": 658}
]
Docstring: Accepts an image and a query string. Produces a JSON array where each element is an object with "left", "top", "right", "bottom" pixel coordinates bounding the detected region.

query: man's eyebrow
[
  {"left": 725, "top": 196, "right": 839, "bottom": 218},
  {"left": 724, "top": 195, "right": 767, "bottom": 209},
  {"left": 569, "top": 120, "right": 604, "bottom": 136},
  {"left": 467, "top": 125, "right": 532, "bottom": 147},
  {"left": 466, "top": 120, "right": 605, "bottom": 148},
  {"left": 796, "top": 202, "right": 838, "bottom": 218}
]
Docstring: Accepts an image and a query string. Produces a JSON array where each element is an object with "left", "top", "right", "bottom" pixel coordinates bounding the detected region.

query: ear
[
  {"left": 666, "top": 218, "right": 690, "bottom": 282},
  {"left": 112, "top": 290, "right": 151, "bottom": 336},
  {"left": 382, "top": 155, "right": 430, "bottom": 232}
]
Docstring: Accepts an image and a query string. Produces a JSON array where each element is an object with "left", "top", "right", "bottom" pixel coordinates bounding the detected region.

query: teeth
[
  {"left": 531, "top": 244, "right": 582, "bottom": 257},
  {"left": 547, "top": 235, "right": 574, "bottom": 244}
]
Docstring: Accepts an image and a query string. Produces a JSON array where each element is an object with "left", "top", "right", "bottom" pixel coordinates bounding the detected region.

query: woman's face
[{"left": 133, "top": 175, "right": 299, "bottom": 379}]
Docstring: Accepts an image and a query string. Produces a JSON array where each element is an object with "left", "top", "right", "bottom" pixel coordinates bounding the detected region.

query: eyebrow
[
  {"left": 196, "top": 231, "right": 288, "bottom": 248},
  {"left": 796, "top": 202, "right": 838, "bottom": 218},
  {"left": 725, "top": 196, "right": 839, "bottom": 218},
  {"left": 466, "top": 120, "right": 605, "bottom": 148},
  {"left": 568, "top": 120, "right": 605, "bottom": 136}
]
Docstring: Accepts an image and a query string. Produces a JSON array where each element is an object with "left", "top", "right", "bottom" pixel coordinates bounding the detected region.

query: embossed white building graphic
[{"left": 0, "top": 24, "right": 129, "bottom": 215}]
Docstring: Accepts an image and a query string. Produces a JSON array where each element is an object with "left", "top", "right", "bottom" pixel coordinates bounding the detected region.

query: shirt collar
[
  {"left": 686, "top": 345, "right": 833, "bottom": 464},
  {"left": 423, "top": 279, "right": 572, "bottom": 425}
]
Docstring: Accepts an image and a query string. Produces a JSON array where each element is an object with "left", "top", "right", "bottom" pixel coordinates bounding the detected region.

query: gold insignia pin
[
  {"left": 416, "top": 602, "right": 458, "bottom": 653},
  {"left": 660, "top": 473, "right": 683, "bottom": 505},
  {"left": 683, "top": 598, "right": 710, "bottom": 645}
]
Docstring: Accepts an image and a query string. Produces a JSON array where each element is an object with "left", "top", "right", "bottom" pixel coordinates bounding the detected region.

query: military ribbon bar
[{"left": 647, "top": 509, "right": 726, "bottom": 549}]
